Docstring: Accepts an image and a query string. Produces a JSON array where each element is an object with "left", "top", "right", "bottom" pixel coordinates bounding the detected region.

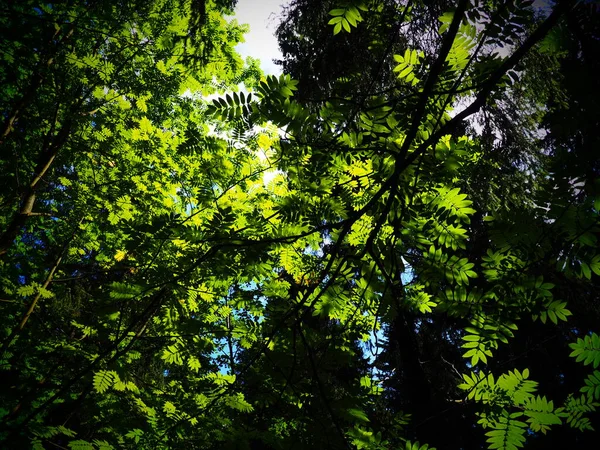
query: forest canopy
[{"left": 1, "top": 0, "right": 599, "bottom": 449}]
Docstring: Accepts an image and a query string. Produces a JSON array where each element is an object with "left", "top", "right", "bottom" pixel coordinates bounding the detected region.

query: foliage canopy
[{"left": 0, "top": 0, "right": 599, "bottom": 449}]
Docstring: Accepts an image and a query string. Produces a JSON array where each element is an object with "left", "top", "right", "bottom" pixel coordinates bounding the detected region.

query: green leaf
[
  {"left": 93, "top": 371, "right": 118, "bottom": 394},
  {"left": 347, "top": 408, "right": 370, "bottom": 423},
  {"left": 398, "top": 66, "right": 413, "bottom": 79},
  {"left": 68, "top": 440, "right": 95, "bottom": 450},
  {"left": 342, "top": 19, "right": 351, "bottom": 33},
  {"left": 581, "top": 262, "right": 592, "bottom": 279}
]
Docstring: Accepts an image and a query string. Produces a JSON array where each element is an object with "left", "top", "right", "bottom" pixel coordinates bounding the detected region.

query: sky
[{"left": 232, "top": 0, "right": 285, "bottom": 75}]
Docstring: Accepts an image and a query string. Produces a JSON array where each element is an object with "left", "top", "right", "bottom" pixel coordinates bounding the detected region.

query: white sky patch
[
  {"left": 263, "top": 169, "right": 283, "bottom": 187},
  {"left": 232, "top": 0, "right": 285, "bottom": 75}
]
